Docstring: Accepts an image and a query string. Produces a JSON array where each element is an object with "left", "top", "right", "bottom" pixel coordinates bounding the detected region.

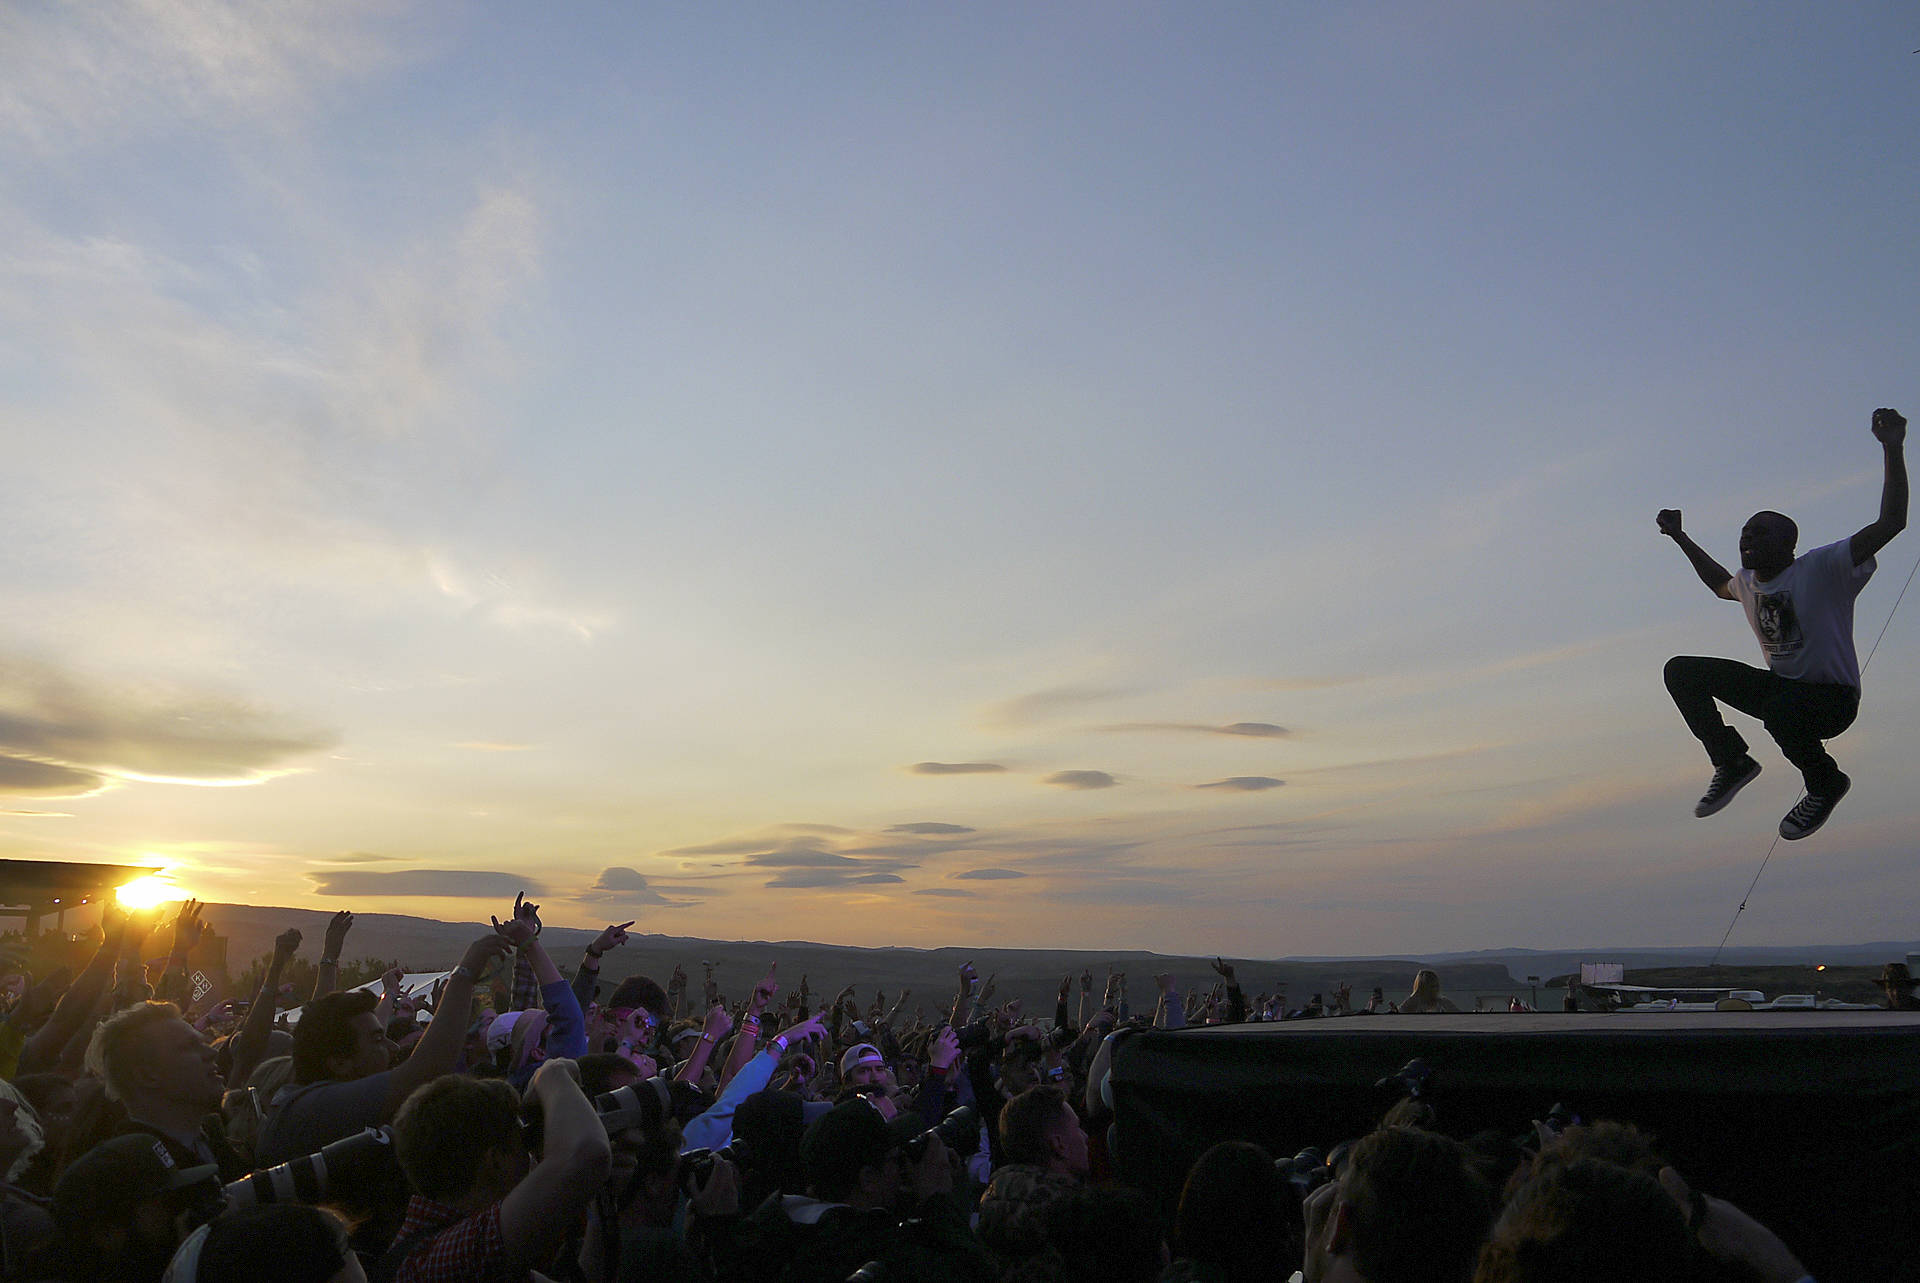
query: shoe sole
[
  {"left": 1780, "top": 777, "right": 1850, "bottom": 840},
  {"left": 1694, "top": 761, "right": 1761, "bottom": 818}
]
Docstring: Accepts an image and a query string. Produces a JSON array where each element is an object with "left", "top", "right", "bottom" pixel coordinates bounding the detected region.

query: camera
[
  {"left": 1372, "top": 1057, "right": 1432, "bottom": 1100},
  {"left": 677, "top": 1145, "right": 735, "bottom": 1196},
  {"left": 593, "top": 1076, "right": 711, "bottom": 1135},
  {"left": 952, "top": 1020, "right": 992, "bottom": 1053},
  {"left": 223, "top": 1126, "right": 399, "bottom": 1213},
  {"left": 905, "top": 1105, "right": 979, "bottom": 1163}
]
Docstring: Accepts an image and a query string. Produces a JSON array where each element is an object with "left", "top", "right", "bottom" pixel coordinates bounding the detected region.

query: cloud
[
  {"left": 886, "top": 822, "right": 976, "bottom": 835},
  {"left": 764, "top": 870, "right": 907, "bottom": 890},
  {"left": 0, "top": 807, "right": 73, "bottom": 816},
  {"left": 987, "top": 685, "right": 1135, "bottom": 726},
  {"left": 579, "top": 866, "right": 700, "bottom": 908},
  {"left": 743, "top": 845, "right": 867, "bottom": 869},
  {"left": 314, "top": 852, "right": 398, "bottom": 864},
  {"left": 1196, "top": 777, "right": 1286, "bottom": 792},
  {"left": 1096, "top": 722, "right": 1291, "bottom": 738},
  {"left": 910, "top": 762, "right": 1006, "bottom": 776},
  {"left": 953, "top": 868, "right": 1028, "bottom": 880},
  {"left": 0, "top": 656, "right": 333, "bottom": 788},
  {"left": 0, "top": 0, "right": 414, "bottom": 153},
  {"left": 454, "top": 741, "right": 536, "bottom": 752},
  {"left": 1043, "top": 770, "right": 1117, "bottom": 790},
  {"left": 308, "top": 869, "right": 541, "bottom": 898},
  {"left": 913, "top": 888, "right": 978, "bottom": 898},
  {"left": 0, "top": 754, "right": 107, "bottom": 797}
]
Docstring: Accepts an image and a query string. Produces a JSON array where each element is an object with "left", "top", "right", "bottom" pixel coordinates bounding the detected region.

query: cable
[{"left": 1707, "top": 548, "right": 1920, "bottom": 965}]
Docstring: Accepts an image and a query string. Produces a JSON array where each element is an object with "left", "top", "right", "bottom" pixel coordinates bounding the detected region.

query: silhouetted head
[{"left": 1740, "top": 511, "right": 1797, "bottom": 577}]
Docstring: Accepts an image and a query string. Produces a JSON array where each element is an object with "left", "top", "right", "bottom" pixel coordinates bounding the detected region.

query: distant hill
[
  {"left": 199, "top": 903, "right": 1519, "bottom": 1013},
  {"left": 197, "top": 903, "right": 1916, "bottom": 1015}
]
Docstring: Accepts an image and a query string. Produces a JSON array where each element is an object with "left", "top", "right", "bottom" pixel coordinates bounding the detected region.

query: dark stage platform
[{"left": 1109, "top": 1012, "right": 1920, "bottom": 1282}]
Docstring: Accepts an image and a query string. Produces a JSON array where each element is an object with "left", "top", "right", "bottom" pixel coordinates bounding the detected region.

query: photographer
[
  {"left": 382, "top": 1057, "right": 611, "bottom": 1283},
  {"left": 726, "top": 1098, "right": 992, "bottom": 1283},
  {"left": 36, "top": 1134, "right": 223, "bottom": 1283},
  {"left": 86, "top": 1002, "right": 247, "bottom": 1181}
]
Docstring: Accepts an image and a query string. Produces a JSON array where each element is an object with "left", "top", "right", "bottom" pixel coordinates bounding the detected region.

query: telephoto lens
[
  {"left": 905, "top": 1104, "right": 980, "bottom": 1163},
  {"left": 592, "top": 1075, "right": 713, "bottom": 1135},
  {"left": 222, "top": 1127, "right": 398, "bottom": 1212}
]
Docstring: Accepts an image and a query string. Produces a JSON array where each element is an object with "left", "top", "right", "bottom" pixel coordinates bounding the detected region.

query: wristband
[
  {"left": 771, "top": 1034, "right": 789, "bottom": 1055},
  {"left": 585, "top": 947, "right": 604, "bottom": 960}
]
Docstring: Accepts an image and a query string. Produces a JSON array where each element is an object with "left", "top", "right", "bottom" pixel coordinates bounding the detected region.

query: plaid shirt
[
  {"left": 390, "top": 1194, "right": 516, "bottom": 1283},
  {"left": 509, "top": 950, "right": 540, "bottom": 1013}
]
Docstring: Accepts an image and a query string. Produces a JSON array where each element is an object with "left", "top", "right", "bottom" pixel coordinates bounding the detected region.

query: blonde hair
[{"left": 84, "top": 1000, "right": 184, "bottom": 1103}]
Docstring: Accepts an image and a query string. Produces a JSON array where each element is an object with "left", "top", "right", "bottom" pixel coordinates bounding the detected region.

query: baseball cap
[
  {"left": 54, "top": 1134, "right": 220, "bottom": 1231},
  {"left": 838, "top": 1042, "right": 885, "bottom": 1077},
  {"left": 485, "top": 1010, "right": 522, "bottom": 1054}
]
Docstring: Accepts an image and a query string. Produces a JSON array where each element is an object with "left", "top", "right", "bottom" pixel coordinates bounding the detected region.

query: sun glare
[{"left": 116, "top": 875, "right": 183, "bottom": 909}]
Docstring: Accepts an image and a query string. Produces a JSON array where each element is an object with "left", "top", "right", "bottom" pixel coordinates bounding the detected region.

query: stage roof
[{"left": 0, "top": 858, "right": 157, "bottom": 907}]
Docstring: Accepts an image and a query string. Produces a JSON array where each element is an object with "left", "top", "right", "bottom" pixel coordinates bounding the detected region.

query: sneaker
[
  {"left": 1694, "top": 756, "right": 1761, "bottom": 818},
  {"left": 1780, "top": 773, "right": 1851, "bottom": 840}
]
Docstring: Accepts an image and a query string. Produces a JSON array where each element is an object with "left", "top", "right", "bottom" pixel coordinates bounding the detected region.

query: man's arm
[
  {"left": 1657, "top": 510, "right": 1736, "bottom": 599},
  {"left": 1852, "top": 408, "right": 1908, "bottom": 566},
  {"left": 719, "top": 964, "right": 777, "bottom": 1088},
  {"left": 228, "top": 928, "right": 300, "bottom": 1087},
  {"left": 312, "top": 911, "right": 353, "bottom": 1002},
  {"left": 572, "top": 921, "right": 632, "bottom": 1012},
  {"left": 499, "top": 1059, "right": 612, "bottom": 1276},
  {"left": 379, "top": 935, "right": 511, "bottom": 1117}
]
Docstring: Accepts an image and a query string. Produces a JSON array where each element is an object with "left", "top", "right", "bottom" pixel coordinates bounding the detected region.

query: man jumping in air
[{"left": 1658, "top": 407, "right": 1907, "bottom": 839}]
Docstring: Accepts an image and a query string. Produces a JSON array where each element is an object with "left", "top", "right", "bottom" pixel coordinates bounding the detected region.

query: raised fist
[
  {"left": 1873, "top": 407, "right": 1907, "bottom": 447},
  {"left": 1656, "top": 509, "right": 1683, "bottom": 538}
]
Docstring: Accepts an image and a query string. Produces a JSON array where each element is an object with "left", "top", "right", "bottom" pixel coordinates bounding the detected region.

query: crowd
[{"left": 0, "top": 894, "right": 1885, "bottom": 1282}]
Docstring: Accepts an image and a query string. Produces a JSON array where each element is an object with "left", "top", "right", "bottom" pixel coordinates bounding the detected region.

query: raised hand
[
  {"left": 1059, "top": 975, "right": 1073, "bottom": 1001},
  {"left": 1210, "top": 957, "right": 1236, "bottom": 983},
  {"left": 668, "top": 964, "right": 688, "bottom": 993},
  {"left": 977, "top": 973, "right": 996, "bottom": 1005},
  {"left": 957, "top": 961, "right": 977, "bottom": 993},
  {"left": 322, "top": 910, "right": 354, "bottom": 959},
  {"left": 1656, "top": 508, "right": 1683, "bottom": 538},
  {"left": 380, "top": 965, "right": 406, "bottom": 994},
  {"left": 459, "top": 933, "right": 513, "bottom": 977},
  {"left": 590, "top": 921, "right": 634, "bottom": 955},
  {"left": 490, "top": 892, "right": 541, "bottom": 947},
  {"left": 1873, "top": 407, "right": 1907, "bottom": 447},
  {"left": 783, "top": 1009, "right": 829, "bottom": 1046},
  {"left": 168, "top": 900, "right": 207, "bottom": 955},
  {"left": 272, "top": 928, "right": 303, "bottom": 964},
  {"left": 928, "top": 1024, "right": 960, "bottom": 1070},
  {"left": 702, "top": 1003, "right": 734, "bottom": 1042},
  {"left": 750, "top": 963, "right": 778, "bottom": 1016}
]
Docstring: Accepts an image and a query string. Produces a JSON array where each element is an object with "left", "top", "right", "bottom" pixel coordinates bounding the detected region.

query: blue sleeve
[
  {"left": 541, "top": 978, "right": 588, "bottom": 1059},
  {"left": 679, "top": 1050, "right": 778, "bottom": 1153}
]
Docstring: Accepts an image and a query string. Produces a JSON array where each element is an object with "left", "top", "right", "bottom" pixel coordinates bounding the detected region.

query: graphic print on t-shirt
[{"left": 1754, "top": 590, "right": 1804, "bottom": 660}]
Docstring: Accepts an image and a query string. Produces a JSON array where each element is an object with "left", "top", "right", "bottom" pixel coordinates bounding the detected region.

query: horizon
[{"left": 3, "top": 4, "right": 1918, "bottom": 958}]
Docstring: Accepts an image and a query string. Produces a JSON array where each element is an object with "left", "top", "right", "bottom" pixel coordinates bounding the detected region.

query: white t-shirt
[{"left": 1729, "top": 539, "right": 1875, "bottom": 687}]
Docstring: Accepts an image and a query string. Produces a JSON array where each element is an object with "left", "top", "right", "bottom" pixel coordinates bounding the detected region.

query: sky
[{"left": 1, "top": 2, "right": 1917, "bottom": 959}]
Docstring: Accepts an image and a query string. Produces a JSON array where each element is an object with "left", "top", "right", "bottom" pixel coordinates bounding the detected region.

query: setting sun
[{"left": 116, "top": 875, "right": 183, "bottom": 910}]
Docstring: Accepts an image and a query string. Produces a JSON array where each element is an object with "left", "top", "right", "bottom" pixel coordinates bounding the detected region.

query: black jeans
[{"left": 1663, "top": 656, "right": 1858, "bottom": 794}]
